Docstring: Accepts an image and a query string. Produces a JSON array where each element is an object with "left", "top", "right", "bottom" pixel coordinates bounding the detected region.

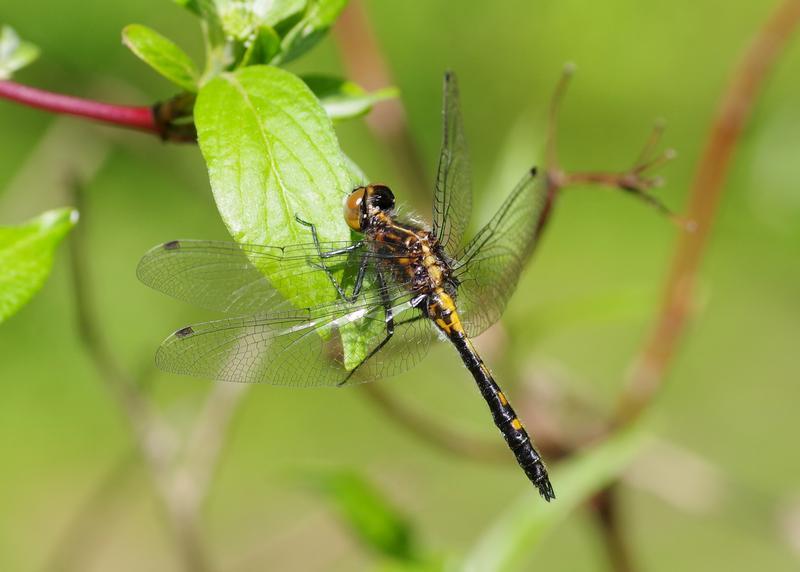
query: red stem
[{"left": 0, "top": 79, "right": 159, "bottom": 135}]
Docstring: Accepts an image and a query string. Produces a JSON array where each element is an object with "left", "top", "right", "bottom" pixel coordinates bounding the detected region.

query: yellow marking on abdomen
[
  {"left": 498, "top": 391, "right": 508, "bottom": 406},
  {"left": 435, "top": 289, "right": 464, "bottom": 334},
  {"left": 511, "top": 418, "right": 523, "bottom": 430},
  {"left": 447, "top": 311, "right": 464, "bottom": 334}
]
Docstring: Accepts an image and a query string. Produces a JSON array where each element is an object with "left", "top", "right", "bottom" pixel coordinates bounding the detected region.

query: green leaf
[
  {"left": 216, "top": 0, "right": 307, "bottom": 40},
  {"left": 173, "top": 1, "right": 336, "bottom": 74},
  {"left": 260, "top": 0, "right": 308, "bottom": 27},
  {"left": 122, "top": 24, "right": 200, "bottom": 92},
  {"left": 338, "top": 285, "right": 383, "bottom": 370},
  {"left": 217, "top": 0, "right": 259, "bottom": 40},
  {"left": 195, "top": 65, "right": 353, "bottom": 311},
  {"left": 170, "top": 0, "right": 229, "bottom": 75},
  {"left": 0, "top": 25, "right": 40, "bottom": 79},
  {"left": 195, "top": 0, "right": 227, "bottom": 46},
  {"left": 238, "top": 25, "right": 281, "bottom": 66},
  {"left": 276, "top": 0, "right": 349, "bottom": 64},
  {"left": 173, "top": 0, "right": 202, "bottom": 15},
  {"left": 312, "top": 470, "right": 420, "bottom": 562},
  {"left": 174, "top": 0, "right": 221, "bottom": 24},
  {"left": 302, "top": 74, "right": 398, "bottom": 121},
  {"left": 195, "top": 65, "right": 377, "bottom": 366},
  {"left": 0, "top": 208, "right": 78, "bottom": 323},
  {"left": 462, "top": 424, "right": 648, "bottom": 572}
]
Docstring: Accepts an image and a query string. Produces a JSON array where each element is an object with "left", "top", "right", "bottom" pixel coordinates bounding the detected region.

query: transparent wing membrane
[
  {"left": 137, "top": 239, "right": 407, "bottom": 315},
  {"left": 452, "top": 169, "right": 549, "bottom": 337},
  {"left": 432, "top": 71, "right": 473, "bottom": 256},
  {"left": 155, "top": 297, "right": 434, "bottom": 387}
]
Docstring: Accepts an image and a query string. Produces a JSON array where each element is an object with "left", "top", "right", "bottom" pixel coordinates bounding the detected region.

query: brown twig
[
  {"left": 545, "top": 65, "right": 681, "bottom": 228},
  {"left": 615, "top": 0, "right": 800, "bottom": 424},
  {"left": 592, "top": 485, "right": 636, "bottom": 572},
  {"left": 0, "top": 80, "right": 196, "bottom": 142}
]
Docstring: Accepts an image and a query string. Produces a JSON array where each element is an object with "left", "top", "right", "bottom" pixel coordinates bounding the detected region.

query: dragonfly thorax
[{"left": 366, "top": 211, "right": 458, "bottom": 302}]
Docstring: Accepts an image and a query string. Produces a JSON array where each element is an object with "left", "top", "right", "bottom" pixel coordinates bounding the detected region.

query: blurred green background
[{"left": 1, "top": 1, "right": 799, "bottom": 570}]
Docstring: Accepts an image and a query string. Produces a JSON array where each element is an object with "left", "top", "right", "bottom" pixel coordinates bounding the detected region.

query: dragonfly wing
[
  {"left": 453, "top": 168, "right": 550, "bottom": 337},
  {"left": 137, "top": 239, "right": 372, "bottom": 315},
  {"left": 432, "top": 71, "right": 473, "bottom": 256},
  {"left": 350, "top": 310, "right": 436, "bottom": 382},
  {"left": 155, "top": 293, "right": 436, "bottom": 387}
]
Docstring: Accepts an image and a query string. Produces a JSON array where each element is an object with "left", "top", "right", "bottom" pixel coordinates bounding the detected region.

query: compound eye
[
  {"left": 344, "top": 188, "right": 366, "bottom": 231},
  {"left": 370, "top": 185, "right": 395, "bottom": 212}
]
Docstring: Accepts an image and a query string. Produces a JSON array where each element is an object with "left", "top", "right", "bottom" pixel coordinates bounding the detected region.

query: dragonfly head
[{"left": 344, "top": 184, "right": 395, "bottom": 231}]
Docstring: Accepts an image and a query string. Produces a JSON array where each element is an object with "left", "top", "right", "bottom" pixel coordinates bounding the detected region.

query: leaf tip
[{"left": 120, "top": 23, "right": 138, "bottom": 45}]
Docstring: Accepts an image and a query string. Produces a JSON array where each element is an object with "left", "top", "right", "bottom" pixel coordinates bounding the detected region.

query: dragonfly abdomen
[{"left": 440, "top": 315, "right": 555, "bottom": 501}]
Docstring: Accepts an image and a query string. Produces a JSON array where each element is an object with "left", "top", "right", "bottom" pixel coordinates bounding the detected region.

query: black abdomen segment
[{"left": 450, "top": 334, "right": 555, "bottom": 501}]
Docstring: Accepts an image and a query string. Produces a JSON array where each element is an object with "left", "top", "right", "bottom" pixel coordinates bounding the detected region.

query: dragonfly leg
[
  {"left": 338, "top": 270, "right": 401, "bottom": 386},
  {"left": 294, "top": 215, "right": 366, "bottom": 303}
]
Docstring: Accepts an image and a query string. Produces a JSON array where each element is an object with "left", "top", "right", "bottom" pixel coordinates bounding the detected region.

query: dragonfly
[{"left": 138, "top": 72, "right": 557, "bottom": 501}]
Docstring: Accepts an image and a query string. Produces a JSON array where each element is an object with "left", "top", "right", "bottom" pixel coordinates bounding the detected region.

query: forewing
[
  {"left": 453, "top": 168, "right": 551, "bottom": 337},
  {"left": 432, "top": 71, "right": 473, "bottom": 255},
  {"left": 137, "top": 239, "right": 373, "bottom": 315},
  {"left": 155, "top": 295, "right": 435, "bottom": 387}
]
